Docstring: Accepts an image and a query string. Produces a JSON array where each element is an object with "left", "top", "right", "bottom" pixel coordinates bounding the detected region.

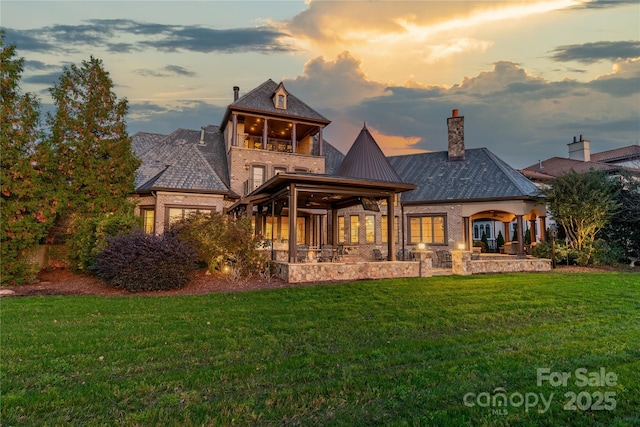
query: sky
[{"left": 2, "top": 0, "right": 639, "bottom": 168}]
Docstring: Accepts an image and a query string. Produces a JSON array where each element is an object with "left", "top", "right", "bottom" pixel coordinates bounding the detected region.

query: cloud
[
  {"left": 284, "top": 51, "right": 387, "bottom": 108},
  {"left": 578, "top": 0, "right": 639, "bottom": 8},
  {"left": 23, "top": 71, "right": 63, "bottom": 86},
  {"left": 127, "top": 100, "right": 226, "bottom": 135},
  {"left": 2, "top": 19, "right": 295, "bottom": 54},
  {"left": 550, "top": 40, "right": 640, "bottom": 64},
  {"left": 135, "top": 65, "right": 197, "bottom": 78}
]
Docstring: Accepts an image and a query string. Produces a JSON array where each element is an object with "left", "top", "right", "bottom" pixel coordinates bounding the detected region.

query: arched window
[
  {"left": 486, "top": 225, "right": 491, "bottom": 239},
  {"left": 474, "top": 225, "right": 479, "bottom": 239}
]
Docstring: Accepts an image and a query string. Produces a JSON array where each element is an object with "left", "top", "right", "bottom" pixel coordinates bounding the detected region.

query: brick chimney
[
  {"left": 568, "top": 134, "right": 590, "bottom": 162},
  {"left": 233, "top": 86, "right": 240, "bottom": 101},
  {"left": 447, "top": 109, "right": 465, "bottom": 161}
]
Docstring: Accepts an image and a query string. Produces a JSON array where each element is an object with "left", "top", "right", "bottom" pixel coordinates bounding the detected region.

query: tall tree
[
  {"left": 539, "top": 170, "right": 620, "bottom": 265},
  {"left": 601, "top": 172, "right": 640, "bottom": 262},
  {"left": 48, "top": 56, "right": 140, "bottom": 219},
  {"left": 1, "top": 33, "right": 61, "bottom": 284}
]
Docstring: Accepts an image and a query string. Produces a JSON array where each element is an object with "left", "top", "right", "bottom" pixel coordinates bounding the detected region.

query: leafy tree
[
  {"left": 47, "top": 56, "right": 140, "bottom": 268},
  {"left": 539, "top": 170, "right": 620, "bottom": 265},
  {"left": 601, "top": 172, "right": 640, "bottom": 263},
  {"left": 1, "top": 34, "right": 62, "bottom": 284}
]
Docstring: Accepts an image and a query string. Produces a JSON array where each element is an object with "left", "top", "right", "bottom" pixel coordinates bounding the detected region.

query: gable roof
[
  {"left": 335, "top": 125, "right": 404, "bottom": 183},
  {"left": 590, "top": 145, "right": 640, "bottom": 163},
  {"left": 132, "top": 129, "right": 229, "bottom": 194},
  {"left": 388, "top": 147, "right": 539, "bottom": 203},
  {"left": 221, "top": 79, "right": 330, "bottom": 129},
  {"left": 520, "top": 156, "right": 621, "bottom": 180}
]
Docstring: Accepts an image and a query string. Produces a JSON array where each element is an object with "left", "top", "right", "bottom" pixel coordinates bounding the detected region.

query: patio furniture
[
  {"left": 397, "top": 248, "right": 413, "bottom": 261},
  {"left": 435, "top": 250, "right": 452, "bottom": 268},
  {"left": 296, "top": 244, "right": 309, "bottom": 263},
  {"left": 372, "top": 248, "right": 384, "bottom": 261},
  {"left": 318, "top": 244, "right": 336, "bottom": 262},
  {"left": 335, "top": 244, "right": 344, "bottom": 261}
]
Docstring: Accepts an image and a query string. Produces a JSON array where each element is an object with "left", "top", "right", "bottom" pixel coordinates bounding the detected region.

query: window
[
  {"left": 274, "top": 166, "right": 287, "bottom": 176},
  {"left": 381, "top": 215, "right": 400, "bottom": 244},
  {"left": 474, "top": 225, "right": 479, "bottom": 239},
  {"left": 408, "top": 215, "right": 446, "bottom": 244},
  {"left": 486, "top": 225, "right": 491, "bottom": 239},
  {"left": 142, "top": 208, "right": 155, "bottom": 234},
  {"left": 252, "top": 165, "right": 265, "bottom": 190},
  {"left": 365, "top": 215, "right": 375, "bottom": 243},
  {"left": 350, "top": 215, "right": 359, "bottom": 243},
  {"left": 338, "top": 216, "right": 345, "bottom": 243},
  {"left": 296, "top": 217, "right": 305, "bottom": 244},
  {"left": 277, "top": 94, "right": 285, "bottom": 108},
  {"left": 294, "top": 167, "right": 309, "bottom": 173},
  {"left": 166, "top": 207, "right": 213, "bottom": 227}
]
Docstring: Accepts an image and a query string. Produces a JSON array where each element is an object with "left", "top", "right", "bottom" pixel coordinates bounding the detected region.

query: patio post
[
  {"left": 387, "top": 194, "right": 395, "bottom": 261},
  {"left": 516, "top": 215, "right": 525, "bottom": 258},
  {"left": 539, "top": 216, "right": 547, "bottom": 242},
  {"left": 288, "top": 183, "right": 297, "bottom": 263}
]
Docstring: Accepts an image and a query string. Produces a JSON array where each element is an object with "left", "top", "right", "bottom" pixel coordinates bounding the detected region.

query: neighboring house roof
[
  {"left": 132, "top": 129, "right": 229, "bottom": 194},
  {"left": 336, "top": 125, "right": 404, "bottom": 183},
  {"left": 221, "top": 79, "right": 330, "bottom": 129},
  {"left": 520, "top": 157, "right": 621, "bottom": 180},
  {"left": 388, "top": 148, "right": 539, "bottom": 203},
  {"left": 590, "top": 145, "right": 640, "bottom": 163}
]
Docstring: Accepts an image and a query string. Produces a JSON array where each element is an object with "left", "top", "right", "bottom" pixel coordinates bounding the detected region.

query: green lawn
[{"left": 1, "top": 272, "right": 639, "bottom": 426}]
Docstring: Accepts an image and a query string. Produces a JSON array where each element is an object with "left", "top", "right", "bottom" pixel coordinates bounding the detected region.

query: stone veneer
[
  {"left": 275, "top": 260, "right": 421, "bottom": 284},
  {"left": 470, "top": 258, "right": 552, "bottom": 274}
]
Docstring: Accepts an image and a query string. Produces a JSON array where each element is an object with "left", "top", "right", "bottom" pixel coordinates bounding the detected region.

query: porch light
[
  {"left": 458, "top": 243, "right": 466, "bottom": 250},
  {"left": 417, "top": 243, "right": 426, "bottom": 250}
]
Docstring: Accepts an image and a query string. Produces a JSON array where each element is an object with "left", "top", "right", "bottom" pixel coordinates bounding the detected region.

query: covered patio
[{"left": 229, "top": 172, "right": 418, "bottom": 282}]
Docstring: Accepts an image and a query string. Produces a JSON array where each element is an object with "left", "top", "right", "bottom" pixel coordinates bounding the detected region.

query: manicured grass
[{"left": 1, "top": 273, "right": 639, "bottom": 426}]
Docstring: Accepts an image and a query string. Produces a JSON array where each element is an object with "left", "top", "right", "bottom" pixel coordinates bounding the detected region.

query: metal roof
[{"left": 335, "top": 125, "right": 404, "bottom": 183}]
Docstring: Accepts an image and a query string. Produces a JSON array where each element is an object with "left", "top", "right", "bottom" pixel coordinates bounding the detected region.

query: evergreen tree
[
  {"left": 47, "top": 57, "right": 140, "bottom": 268},
  {"left": 1, "top": 34, "right": 61, "bottom": 284},
  {"left": 48, "top": 56, "right": 140, "bottom": 219}
]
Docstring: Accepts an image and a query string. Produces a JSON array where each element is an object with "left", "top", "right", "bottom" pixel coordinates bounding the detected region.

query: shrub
[
  {"left": 93, "top": 232, "right": 197, "bottom": 292},
  {"left": 68, "top": 211, "right": 141, "bottom": 272},
  {"left": 171, "top": 213, "right": 268, "bottom": 277}
]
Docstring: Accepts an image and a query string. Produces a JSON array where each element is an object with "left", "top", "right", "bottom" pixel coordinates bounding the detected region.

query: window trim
[{"left": 407, "top": 214, "right": 447, "bottom": 245}]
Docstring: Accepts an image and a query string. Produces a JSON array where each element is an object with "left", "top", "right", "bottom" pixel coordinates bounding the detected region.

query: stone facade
[
  {"left": 275, "top": 260, "right": 421, "bottom": 284},
  {"left": 470, "top": 257, "right": 552, "bottom": 274}
]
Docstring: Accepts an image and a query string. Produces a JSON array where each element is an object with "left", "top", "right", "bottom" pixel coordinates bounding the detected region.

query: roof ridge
[
  {"left": 231, "top": 79, "right": 276, "bottom": 106},
  {"left": 483, "top": 148, "right": 538, "bottom": 196}
]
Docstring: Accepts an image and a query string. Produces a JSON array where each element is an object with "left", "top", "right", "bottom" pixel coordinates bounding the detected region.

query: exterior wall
[
  {"left": 470, "top": 258, "right": 552, "bottom": 274},
  {"left": 228, "top": 146, "right": 325, "bottom": 196},
  {"left": 133, "top": 192, "right": 226, "bottom": 235},
  {"left": 275, "top": 260, "right": 420, "bottom": 283},
  {"left": 402, "top": 203, "right": 464, "bottom": 251}
]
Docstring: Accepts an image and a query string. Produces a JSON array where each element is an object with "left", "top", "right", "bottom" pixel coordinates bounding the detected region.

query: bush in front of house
[{"left": 93, "top": 231, "right": 197, "bottom": 292}]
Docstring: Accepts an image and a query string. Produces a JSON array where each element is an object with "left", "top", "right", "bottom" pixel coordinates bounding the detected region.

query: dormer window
[{"left": 272, "top": 82, "right": 288, "bottom": 110}]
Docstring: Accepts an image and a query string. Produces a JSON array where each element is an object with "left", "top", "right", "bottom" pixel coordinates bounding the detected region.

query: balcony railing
[{"left": 238, "top": 134, "right": 293, "bottom": 153}]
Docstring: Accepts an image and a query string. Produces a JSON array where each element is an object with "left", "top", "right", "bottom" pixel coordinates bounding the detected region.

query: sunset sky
[{"left": 3, "top": 0, "right": 639, "bottom": 168}]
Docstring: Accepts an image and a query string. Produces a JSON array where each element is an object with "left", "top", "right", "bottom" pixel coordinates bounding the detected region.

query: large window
[
  {"left": 166, "top": 207, "right": 213, "bottom": 227},
  {"left": 142, "top": 208, "right": 155, "bottom": 234},
  {"left": 365, "top": 215, "right": 375, "bottom": 243},
  {"left": 381, "top": 215, "right": 399, "bottom": 244},
  {"left": 338, "top": 217, "right": 345, "bottom": 243},
  {"left": 252, "top": 165, "right": 265, "bottom": 190},
  {"left": 408, "top": 215, "right": 446, "bottom": 244},
  {"left": 350, "top": 215, "right": 359, "bottom": 243}
]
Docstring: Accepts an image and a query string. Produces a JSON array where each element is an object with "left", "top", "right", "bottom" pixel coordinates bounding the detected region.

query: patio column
[
  {"left": 529, "top": 217, "right": 537, "bottom": 243},
  {"left": 318, "top": 126, "right": 323, "bottom": 156},
  {"left": 504, "top": 222, "right": 511, "bottom": 242},
  {"left": 262, "top": 118, "right": 268, "bottom": 150},
  {"left": 232, "top": 113, "right": 238, "bottom": 147},
  {"left": 291, "top": 122, "right": 296, "bottom": 153},
  {"left": 387, "top": 195, "right": 395, "bottom": 261},
  {"left": 331, "top": 209, "right": 338, "bottom": 246},
  {"left": 539, "top": 216, "right": 547, "bottom": 242},
  {"left": 463, "top": 216, "right": 471, "bottom": 250},
  {"left": 516, "top": 215, "right": 525, "bottom": 258},
  {"left": 288, "top": 183, "right": 297, "bottom": 263}
]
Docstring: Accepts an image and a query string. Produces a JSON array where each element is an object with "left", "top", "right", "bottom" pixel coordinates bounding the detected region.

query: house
[
  {"left": 519, "top": 136, "right": 640, "bottom": 182},
  {"left": 131, "top": 79, "right": 548, "bottom": 271}
]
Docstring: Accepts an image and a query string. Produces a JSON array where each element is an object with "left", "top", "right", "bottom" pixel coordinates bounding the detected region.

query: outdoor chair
[
  {"left": 335, "top": 244, "right": 344, "bottom": 261},
  {"left": 296, "top": 244, "right": 309, "bottom": 263},
  {"left": 372, "top": 248, "right": 384, "bottom": 261},
  {"left": 319, "top": 244, "right": 335, "bottom": 262},
  {"left": 435, "top": 250, "right": 452, "bottom": 268},
  {"left": 396, "top": 248, "right": 413, "bottom": 261}
]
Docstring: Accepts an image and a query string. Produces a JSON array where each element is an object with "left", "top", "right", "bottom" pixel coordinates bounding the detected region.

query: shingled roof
[
  {"left": 519, "top": 157, "right": 621, "bottom": 180},
  {"left": 388, "top": 148, "right": 539, "bottom": 203},
  {"left": 222, "top": 79, "right": 330, "bottom": 128},
  {"left": 335, "top": 125, "right": 404, "bottom": 183},
  {"left": 590, "top": 145, "right": 640, "bottom": 163},
  {"left": 132, "top": 129, "right": 229, "bottom": 194}
]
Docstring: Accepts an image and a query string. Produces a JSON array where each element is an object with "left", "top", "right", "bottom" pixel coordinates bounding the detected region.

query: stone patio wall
[{"left": 275, "top": 260, "right": 420, "bottom": 284}]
